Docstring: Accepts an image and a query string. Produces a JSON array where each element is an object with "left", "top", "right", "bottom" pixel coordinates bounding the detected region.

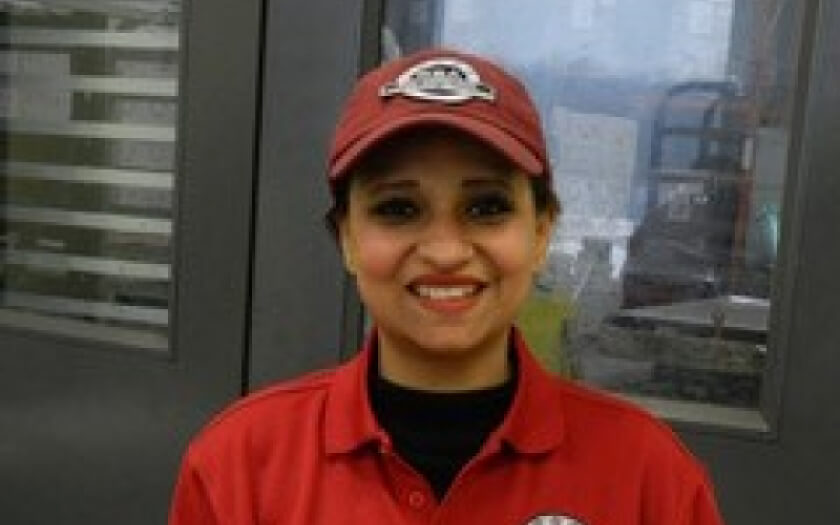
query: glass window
[
  {"left": 1, "top": 1, "right": 180, "bottom": 351},
  {"left": 383, "top": 0, "right": 803, "bottom": 428}
]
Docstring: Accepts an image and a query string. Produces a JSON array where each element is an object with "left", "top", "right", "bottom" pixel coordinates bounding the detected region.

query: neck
[{"left": 375, "top": 328, "right": 511, "bottom": 392}]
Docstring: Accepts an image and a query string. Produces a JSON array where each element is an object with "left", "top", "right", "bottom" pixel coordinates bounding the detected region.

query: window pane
[
  {"left": 1, "top": 1, "right": 180, "bottom": 351},
  {"left": 383, "top": 0, "right": 803, "bottom": 427}
]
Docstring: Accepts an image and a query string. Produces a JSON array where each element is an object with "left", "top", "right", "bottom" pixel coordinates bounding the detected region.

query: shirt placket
[
  {"left": 427, "top": 437, "right": 508, "bottom": 525},
  {"left": 378, "top": 445, "right": 438, "bottom": 524}
]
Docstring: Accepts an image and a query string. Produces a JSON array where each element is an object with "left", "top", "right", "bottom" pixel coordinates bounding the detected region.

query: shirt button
[{"left": 407, "top": 490, "right": 427, "bottom": 509}]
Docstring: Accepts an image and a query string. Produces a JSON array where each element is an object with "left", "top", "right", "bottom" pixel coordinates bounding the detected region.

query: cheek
[
  {"left": 351, "top": 229, "right": 408, "bottom": 280},
  {"left": 482, "top": 224, "right": 541, "bottom": 277}
]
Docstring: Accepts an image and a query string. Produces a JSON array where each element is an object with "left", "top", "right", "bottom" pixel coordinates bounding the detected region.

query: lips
[{"left": 407, "top": 275, "right": 486, "bottom": 313}]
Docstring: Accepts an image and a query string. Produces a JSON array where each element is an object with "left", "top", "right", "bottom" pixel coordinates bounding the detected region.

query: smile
[{"left": 411, "top": 284, "right": 482, "bottom": 299}]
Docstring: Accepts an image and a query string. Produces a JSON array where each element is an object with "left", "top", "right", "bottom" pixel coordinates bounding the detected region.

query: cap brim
[{"left": 329, "top": 113, "right": 544, "bottom": 181}]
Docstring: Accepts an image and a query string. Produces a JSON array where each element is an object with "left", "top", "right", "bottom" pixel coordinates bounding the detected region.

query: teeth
[{"left": 413, "top": 285, "right": 478, "bottom": 299}]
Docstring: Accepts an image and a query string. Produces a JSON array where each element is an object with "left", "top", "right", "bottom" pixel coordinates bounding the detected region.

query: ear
[
  {"left": 532, "top": 210, "right": 556, "bottom": 270},
  {"left": 338, "top": 219, "right": 358, "bottom": 275}
]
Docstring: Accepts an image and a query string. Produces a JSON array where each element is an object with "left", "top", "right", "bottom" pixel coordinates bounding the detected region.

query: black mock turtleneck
[{"left": 368, "top": 356, "right": 517, "bottom": 500}]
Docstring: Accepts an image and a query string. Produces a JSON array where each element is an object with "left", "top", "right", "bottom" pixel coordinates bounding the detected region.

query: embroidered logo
[
  {"left": 379, "top": 58, "right": 496, "bottom": 104},
  {"left": 524, "top": 516, "right": 587, "bottom": 525}
]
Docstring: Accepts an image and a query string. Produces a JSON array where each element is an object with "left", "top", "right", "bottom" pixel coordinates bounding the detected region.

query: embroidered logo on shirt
[
  {"left": 524, "top": 515, "right": 587, "bottom": 525},
  {"left": 379, "top": 58, "right": 496, "bottom": 104}
]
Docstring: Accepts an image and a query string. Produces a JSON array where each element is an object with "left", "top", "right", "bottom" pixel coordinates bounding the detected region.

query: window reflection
[{"left": 384, "top": 0, "right": 802, "bottom": 422}]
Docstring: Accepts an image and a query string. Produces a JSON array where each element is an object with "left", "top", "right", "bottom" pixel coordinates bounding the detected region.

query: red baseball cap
[{"left": 328, "top": 48, "right": 550, "bottom": 190}]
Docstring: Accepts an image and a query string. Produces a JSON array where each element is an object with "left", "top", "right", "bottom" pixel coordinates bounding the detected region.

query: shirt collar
[
  {"left": 494, "top": 328, "right": 566, "bottom": 454},
  {"left": 324, "top": 327, "right": 565, "bottom": 456},
  {"left": 324, "top": 329, "right": 385, "bottom": 455}
]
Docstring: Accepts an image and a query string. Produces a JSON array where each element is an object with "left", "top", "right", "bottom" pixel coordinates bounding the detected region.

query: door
[
  {"left": 253, "top": 1, "right": 840, "bottom": 523},
  {"left": 0, "top": 1, "right": 262, "bottom": 523},
  {"left": 248, "top": 0, "right": 370, "bottom": 386}
]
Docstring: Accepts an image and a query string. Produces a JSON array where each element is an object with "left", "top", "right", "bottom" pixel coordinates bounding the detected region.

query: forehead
[{"left": 352, "top": 127, "right": 515, "bottom": 183}]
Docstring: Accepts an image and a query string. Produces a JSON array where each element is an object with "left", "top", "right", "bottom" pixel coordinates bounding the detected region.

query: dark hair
[{"left": 324, "top": 128, "right": 561, "bottom": 238}]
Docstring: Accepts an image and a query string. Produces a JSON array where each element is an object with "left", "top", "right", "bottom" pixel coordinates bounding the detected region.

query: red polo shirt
[{"left": 169, "top": 330, "right": 723, "bottom": 525}]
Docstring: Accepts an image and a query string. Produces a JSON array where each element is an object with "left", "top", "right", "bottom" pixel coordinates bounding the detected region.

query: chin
[{"left": 402, "top": 325, "right": 507, "bottom": 357}]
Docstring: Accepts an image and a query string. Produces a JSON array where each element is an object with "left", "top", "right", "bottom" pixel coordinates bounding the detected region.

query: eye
[
  {"left": 465, "top": 193, "right": 514, "bottom": 222},
  {"left": 370, "top": 197, "right": 419, "bottom": 223}
]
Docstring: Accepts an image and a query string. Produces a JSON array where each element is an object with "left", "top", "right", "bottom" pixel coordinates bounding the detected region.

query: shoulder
[
  {"left": 554, "top": 380, "right": 723, "bottom": 520},
  {"left": 552, "top": 377, "right": 705, "bottom": 473},
  {"left": 552, "top": 379, "right": 721, "bottom": 521},
  {"left": 185, "top": 366, "right": 340, "bottom": 464},
  {"left": 554, "top": 377, "right": 666, "bottom": 431},
  {"left": 206, "top": 368, "right": 335, "bottom": 430}
]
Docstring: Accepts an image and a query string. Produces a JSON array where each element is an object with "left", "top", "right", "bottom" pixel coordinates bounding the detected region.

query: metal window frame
[{"left": 353, "top": 0, "right": 832, "bottom": 444}]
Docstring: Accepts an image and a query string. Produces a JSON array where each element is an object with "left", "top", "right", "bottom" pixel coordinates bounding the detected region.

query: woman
[{"left": 169, "top": 48, "right": 724, "bottom": 525}]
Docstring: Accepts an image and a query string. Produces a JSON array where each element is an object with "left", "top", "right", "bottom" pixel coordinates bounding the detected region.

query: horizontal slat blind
[{"left": 1, "top": 2, "right": 180, "bottom": 350}]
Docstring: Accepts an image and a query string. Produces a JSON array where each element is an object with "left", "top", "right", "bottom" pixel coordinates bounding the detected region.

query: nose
[{"left": 414, "top": 216, "right": 474, "bottom": 270}]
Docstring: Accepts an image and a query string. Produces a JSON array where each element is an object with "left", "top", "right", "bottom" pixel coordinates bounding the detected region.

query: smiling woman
[
  {"left": 169, "top": 49, "right": 725, "bottom": 525},
  {"left": 337, "top": 128, "right": 555, "bottom": 391}
]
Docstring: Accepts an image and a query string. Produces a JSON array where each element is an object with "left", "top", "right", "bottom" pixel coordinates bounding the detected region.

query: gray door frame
[
  {"left": 248, "top": 0, "right": 370, "bottom": 387},
  {"left": 682, "top": 1, "right": 840, "bottom": 522},
  {"left": 251, "top": 1, "right": 840, "bottom": 523},
  {"left": 0, "top": 1, "right": 264, "bottom": 523}
]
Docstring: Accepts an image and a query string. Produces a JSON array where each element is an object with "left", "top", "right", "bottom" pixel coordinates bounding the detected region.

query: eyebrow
[
  {"left": 364, "top": 178, "right": 418, "bottom": 194},
  {"left": 363, "top": 174, "right": 513, "bottom": 194},
  {"left": 461, "top": 176, "right": 513, "bottom": 190}
]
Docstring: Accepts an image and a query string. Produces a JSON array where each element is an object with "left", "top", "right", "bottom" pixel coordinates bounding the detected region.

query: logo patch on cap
[{"left": 379, "top": 58, "right": 496, "bottom": 104}]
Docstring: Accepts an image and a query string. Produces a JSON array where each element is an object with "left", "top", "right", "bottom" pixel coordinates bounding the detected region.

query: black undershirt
[{"left": 368, "top": 358, "right": 516, "bottom": 500}]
